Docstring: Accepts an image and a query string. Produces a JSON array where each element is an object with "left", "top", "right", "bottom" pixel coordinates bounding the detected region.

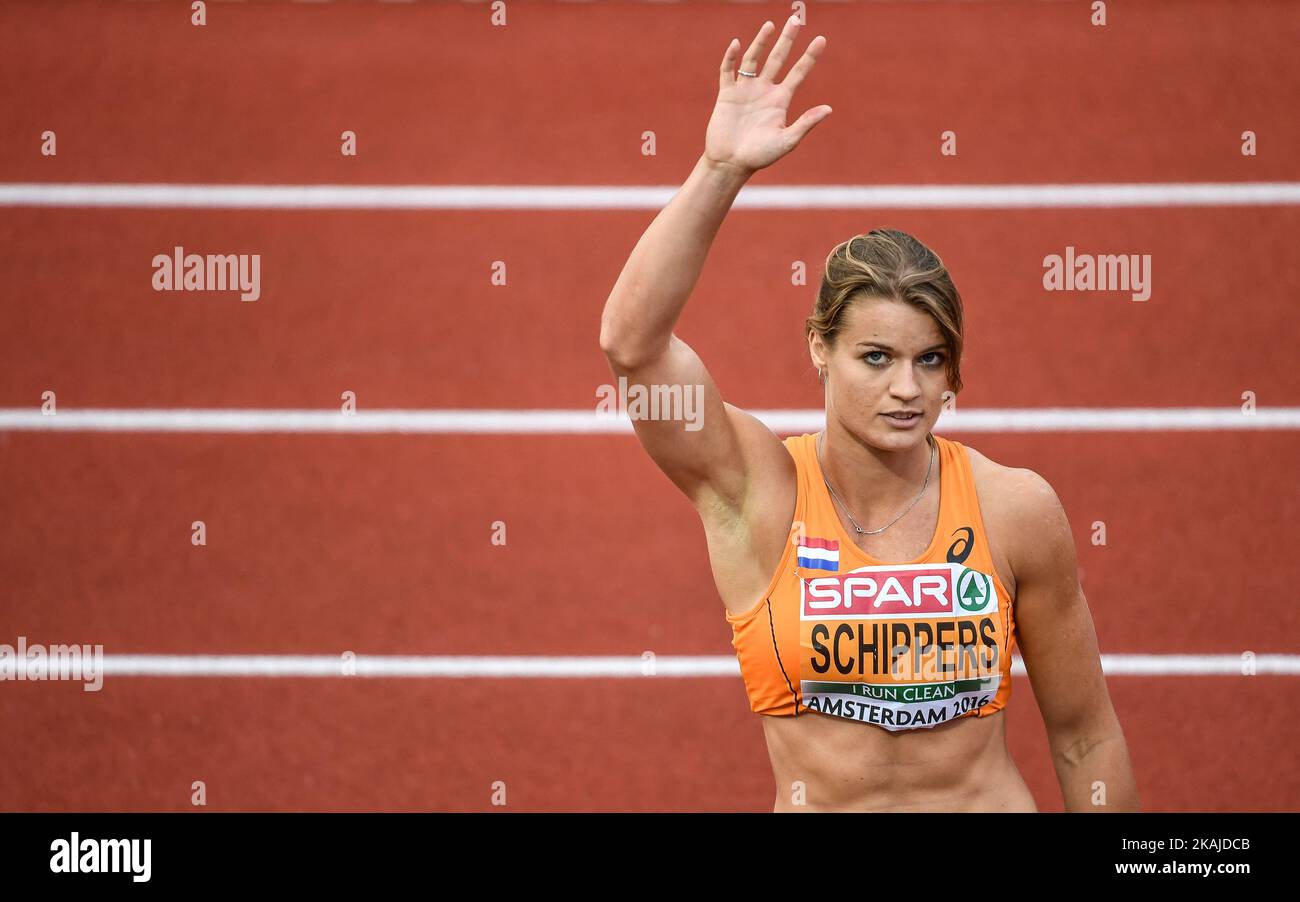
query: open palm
[{"left": 705, "top": 16, "right": 831, "bottom": 175}]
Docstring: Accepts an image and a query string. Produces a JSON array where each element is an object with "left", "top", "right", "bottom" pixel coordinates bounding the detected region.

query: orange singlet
[{"left": 726, "top": 431, "right": 1017, "bottom": 730}]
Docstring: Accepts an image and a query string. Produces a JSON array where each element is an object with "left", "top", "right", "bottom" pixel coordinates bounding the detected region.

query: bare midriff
[{"left": 761, "top": 706, "right": 1037, "bottom": 812}]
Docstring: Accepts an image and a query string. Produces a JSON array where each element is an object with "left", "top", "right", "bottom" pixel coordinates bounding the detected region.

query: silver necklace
[{"left": 816, "top": 431, "right": 935, "bottom": 536}]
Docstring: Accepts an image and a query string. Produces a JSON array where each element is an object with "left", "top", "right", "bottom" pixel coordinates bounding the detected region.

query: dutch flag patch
[{"left": 796, "top": 535, "right": 840, "bottom": 572}]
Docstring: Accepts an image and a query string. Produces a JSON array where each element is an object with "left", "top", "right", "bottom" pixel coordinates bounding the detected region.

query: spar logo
[
  {"left": 800, "top": 563, "right": 999, "bottom": 619},
  {"left": 956, "top": 568, "right": 993, "bottom": 613}
]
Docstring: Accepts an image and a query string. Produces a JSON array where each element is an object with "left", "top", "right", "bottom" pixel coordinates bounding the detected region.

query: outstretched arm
[{"left": 599, "top": 16, "right": 832, "bottom": 512}]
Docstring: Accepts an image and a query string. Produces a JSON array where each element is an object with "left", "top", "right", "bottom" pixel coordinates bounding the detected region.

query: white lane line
[
  {"left": 3, "top": 182, "right": 1300, "bottom": 210},
  {"left": 15, "top": 653, "right": 1296, "bottom": 678},
  {"left": 1, "top": 407, "right": 1298, "bottom": 434}
]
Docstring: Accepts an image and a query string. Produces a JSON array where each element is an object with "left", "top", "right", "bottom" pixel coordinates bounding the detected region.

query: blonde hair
[{"left": 806, "top": 228, "right": 965, "bottom": 393}]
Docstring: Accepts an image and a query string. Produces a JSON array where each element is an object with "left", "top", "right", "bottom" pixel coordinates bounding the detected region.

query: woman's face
[{"left": 810, "top": 296, "right": 952, "bottom": 453}]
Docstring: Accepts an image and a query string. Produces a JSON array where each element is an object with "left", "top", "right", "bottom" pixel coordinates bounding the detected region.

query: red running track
[{"left": 2, "top": 0, "right": 1299, "bottom": 811}]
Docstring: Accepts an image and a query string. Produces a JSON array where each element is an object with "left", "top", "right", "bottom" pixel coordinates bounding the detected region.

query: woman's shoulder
[
  {"left": 960, "top": 442, "right": 1073, "bottom": 592},
  {"left": 962, "top": 442, "right": 1062, "bottom": 514}
]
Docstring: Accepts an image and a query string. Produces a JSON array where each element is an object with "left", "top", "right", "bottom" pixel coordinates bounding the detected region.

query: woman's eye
[
  {"left": 863, "top": 351, "right": 887, "bottom": 365},
  {"left": 920, "top": 352, "right": 945, "bottom": 366}
]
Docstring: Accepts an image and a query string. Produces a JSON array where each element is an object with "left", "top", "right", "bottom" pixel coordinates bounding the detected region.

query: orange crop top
[{"left": 726, "top": 432, "right": 1018, "bottom": 731}]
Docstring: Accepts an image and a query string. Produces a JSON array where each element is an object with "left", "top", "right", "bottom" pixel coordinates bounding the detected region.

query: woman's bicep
[{"left": 605, "top": 334, "right": 786, "bottom": 513}]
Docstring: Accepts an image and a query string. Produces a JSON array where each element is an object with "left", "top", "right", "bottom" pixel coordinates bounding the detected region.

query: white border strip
[
  {"left": 32, "top": 653, "right": 1299, "bottom": 678},
  {"left": 2, "top": 407, "right": 1298, "bottom": 434},
  {"left": 3, "top": 182, "right": 1300, "bottom": 210}
]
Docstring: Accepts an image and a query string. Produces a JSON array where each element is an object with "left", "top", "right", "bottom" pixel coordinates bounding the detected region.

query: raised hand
[{"left": 705, "top": 16, "right": 831, "bottom": 176}]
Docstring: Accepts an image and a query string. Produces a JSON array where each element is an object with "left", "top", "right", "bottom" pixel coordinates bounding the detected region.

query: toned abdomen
[{"left": 762, "top": 707, "right": 1037, "bottom": 812}]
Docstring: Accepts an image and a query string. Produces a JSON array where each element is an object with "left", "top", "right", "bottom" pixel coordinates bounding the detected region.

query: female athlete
[{"left": 599, "top": 16, "right": 1138, "bottom": 812}]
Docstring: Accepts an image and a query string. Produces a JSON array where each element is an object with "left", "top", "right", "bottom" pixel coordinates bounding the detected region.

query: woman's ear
[{"left": 807, "top": 331, "right": 828, "bottom": 371}]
